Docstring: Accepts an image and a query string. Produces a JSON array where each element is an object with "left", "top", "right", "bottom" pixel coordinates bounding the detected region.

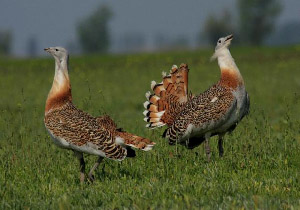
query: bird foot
[
  {"left": 206, "top": 155, "right": 211, "bottom": 163},
  {"left": 219, "top": 152, "right": 224, "bottom": 157},
  {"left": 88, "top": 173, "right": 95, "bottom": 183},
  {"left": 80, "top": 172, "right": 85, "bottom": 184}
]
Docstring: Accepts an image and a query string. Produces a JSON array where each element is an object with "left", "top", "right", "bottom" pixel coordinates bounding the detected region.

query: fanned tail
[
  {"left": 143, "top": 63, "right": 190, "bottom": 128},
  {"left": 116, "top": 131, "right": 155, "bottom": 151}
]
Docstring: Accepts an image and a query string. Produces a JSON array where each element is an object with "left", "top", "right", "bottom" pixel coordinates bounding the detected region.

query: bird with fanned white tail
[
  {"left": 143, "top": 35, "right": 249, "bottom": 161},
  {"left": 44, "top": 47, "right": 155, "bottom": 183}
]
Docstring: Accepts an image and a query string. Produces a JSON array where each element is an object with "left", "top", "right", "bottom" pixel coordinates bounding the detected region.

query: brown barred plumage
[
  {"left": 44, "top": 47, "right": 155, "bottom": 183},
  {"left": 165, "top": 82, "right": 236, "bottom": 144},
  {"left": 45, "top": 102, "right": 128, "bottom": 160},
  {"left": 143, "top": 35, "right": 250, "bottom": 161}
]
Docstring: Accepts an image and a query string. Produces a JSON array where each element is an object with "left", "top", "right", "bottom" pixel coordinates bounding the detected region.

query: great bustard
[
  {"left": 44, "top": 47, "right": 155, "bottom": 183},
  {"left": 143, "top": 35, "right": 249, "bottom": 161}
]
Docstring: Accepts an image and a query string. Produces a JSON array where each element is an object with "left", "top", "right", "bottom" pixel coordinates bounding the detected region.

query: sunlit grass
[{"left": 0, "top": 46, "right": 300, "bottom": 209}]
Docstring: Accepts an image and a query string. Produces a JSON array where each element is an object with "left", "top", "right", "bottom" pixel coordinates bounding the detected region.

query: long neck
[
  {"left": 45, "top": 56, "right": 72, "bottom": 113},
  {"left": 217, "top": 48, "right": 244, "bottom": 89}
]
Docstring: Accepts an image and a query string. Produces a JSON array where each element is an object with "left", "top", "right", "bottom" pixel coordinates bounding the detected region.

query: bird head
[
  {"left": 211, "top": 34, "right": 233, "bottom": 61},
  {"left": 215, "top": 34, "right": 233, "bottom": 51},
  {"left": 44, "top": 47, "right": 68, "bottom": 62}
]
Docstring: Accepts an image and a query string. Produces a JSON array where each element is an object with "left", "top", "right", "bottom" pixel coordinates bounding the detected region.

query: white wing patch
[
  {"left": 211, "top": 97, "right": 218, "bottom": 103},
  {"left": 115, "top": 136, "right": 125, "bottom": 146}
]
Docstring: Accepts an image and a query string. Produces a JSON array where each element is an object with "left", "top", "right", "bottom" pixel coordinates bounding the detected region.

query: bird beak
[
  {"left": 225, "top": 34, "right": 234, "bottom": 42},
  {"left": 44, "top": 48, "right": 50, "bottom": 53}
]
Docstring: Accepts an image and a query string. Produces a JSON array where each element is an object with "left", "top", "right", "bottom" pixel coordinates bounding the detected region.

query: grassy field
[{"left": 0, "top": 46, "right": 300, "bottom": 209}]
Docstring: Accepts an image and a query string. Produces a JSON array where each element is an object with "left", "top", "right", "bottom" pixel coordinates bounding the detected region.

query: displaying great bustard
[
  {"left": 143, "top": 35, "right": 249, "bottom": 161},
  {"left": 44, "top": 47, "right": 155, "bottom": 183}
]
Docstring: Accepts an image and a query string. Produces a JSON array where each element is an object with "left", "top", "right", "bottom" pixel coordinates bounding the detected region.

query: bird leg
[
  {"left": 73, "top": 151, "right": 85, "bottom": 183},
  {"left": 218, "top": 134, "right": 225, "bottom": 157},
  {"left": 204, "top": 133, "right": 211, "bottom": 162},
  {"left": 88, "top": 156, "right": 104, "bottom": 182}
]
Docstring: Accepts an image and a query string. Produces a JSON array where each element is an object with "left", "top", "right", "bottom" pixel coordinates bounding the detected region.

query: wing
[
  {"left": 96, "top": 115, "right": 118, "bottom": 131},
  {"left": 97, "top": 115, "right": 156, "bottom": 151},
  {"left": 44, "top": 103, "right": 127, "bottom": 160},
  {"left": 165, "top": 85, "right": 236, "bottom": 144},
  {"left": 240, "top": 91, "right": 250, "bottom": 120}
]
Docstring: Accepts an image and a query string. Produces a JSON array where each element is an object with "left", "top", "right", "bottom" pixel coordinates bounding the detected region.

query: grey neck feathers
[
  {"left": 51, "top": 55, "right": 70, "bottom": 92},
  {"left": 54, "top": 55, "right": 69, "bottom": 82},
  {"left": 54, "top": 55, "right": 69, "bottom": 72}
]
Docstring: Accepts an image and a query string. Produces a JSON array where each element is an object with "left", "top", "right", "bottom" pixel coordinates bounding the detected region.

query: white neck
[
  {"left": 55, "top": 56, "right": 68, "bottom": 71},
  {"left": 213, "top": 47, "right": 244, "bottom": 88},
  {"left": 216, "top": 48, "right": 239, "bottom": 72},
  {"left": 50, "top": 56, "right": 70, "bottom": 94}
]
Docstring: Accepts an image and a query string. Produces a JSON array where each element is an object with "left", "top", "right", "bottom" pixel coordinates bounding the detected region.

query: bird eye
[
  {"left": 218, "top": 40, "right": 221, "bottom": 43},
  {"left": 55, "top": 49, "right": 59, "bottom": 51}
]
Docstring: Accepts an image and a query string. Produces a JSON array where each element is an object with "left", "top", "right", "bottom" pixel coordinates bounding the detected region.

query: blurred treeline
[
  {"left": 0, "top": 30, "right": 12, "bottom": 56},
  {"left": 203, "top": 0, "right": 282, "bottom": 45},
  {"left": 1, "top": 0, "right": 299, "bottom": 56}
]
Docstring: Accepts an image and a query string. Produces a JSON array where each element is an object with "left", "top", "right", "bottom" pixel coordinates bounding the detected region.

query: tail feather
[
  {"left": 143, "top": 63, "right": 190, "bottom": 129},
  {"left": 149, "top": 95, "right": 160, "bottom": 105},
  {"left": 145, "top": 117, "right": 161, "bottom": 123},
  {"left": 152, "top": 83, "right": 165, "bottom": 96},
  {"left": 146, "top": 122, "right": 165, "bottom": 128},
  {"left": 148, "top": 104, "right": 159, "bottom": 112},
  {"left": 145, "top": 92, "right": 160, "bottom": 105},
  {"left": 117, "top": 131, "right": 155, "bottom": 151}
]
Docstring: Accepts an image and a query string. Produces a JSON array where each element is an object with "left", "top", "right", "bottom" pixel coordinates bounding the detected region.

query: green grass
[{"left": 0, "top": 46, "right": 300, "bottom": 209}]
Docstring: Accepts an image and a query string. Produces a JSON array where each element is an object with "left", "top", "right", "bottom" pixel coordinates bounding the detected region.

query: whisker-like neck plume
[{"left": 54, "top": 55, "right": 69, "bottom": 73}]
